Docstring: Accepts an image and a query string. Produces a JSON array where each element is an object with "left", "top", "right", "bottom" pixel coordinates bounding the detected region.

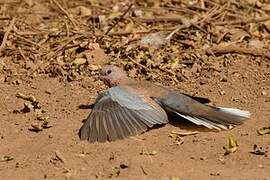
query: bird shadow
[
  {"left": 151, "top": 114, "right": 215, "bottom": 133},
  {"left": 167, "top": 114, "right": 214, "bottom": 132},
  {"left": 78, "top": 104, "right": 95, "bottom": 109}
]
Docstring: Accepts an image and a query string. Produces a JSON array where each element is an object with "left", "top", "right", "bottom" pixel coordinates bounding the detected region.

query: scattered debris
[
  {"left": 14, "top": 93, "right": 41, "bottom": 112},
  {"left": 13, "top": 102, "right": 33, "bottom": 113},
  {"left": 109, "top": 166, "right": 121, "bottom": 178},
  {"left": 16, "top": 93, "right": 37, "bottom": 103},
  {"left": 41, "top": 120, "right": 53, "bottom": 129},
  {"left": 223, "top": 135, "right": 238, "bottom": 155},
  {"left": 139, "top": 32, "right": 169, "bottom": 48},
  {"left": 140, "top": 166, "right": 148, "bottom": 175},
  {"left": 210, "top": 172, "right": 220, "bottom": 176},
  {"left": 108, "top": 163, "right": 129, "bottom": 178},
  {"left": 73, "top": 58, "right": 87, "bottom": 66},
  {"left": 55, "top": 150, "right": 66, "bottom": 163},
  {"left": 1, "top": 155, "right": 14, "bottom": 162},
  {"left": 119, "top": 163, "right": 128, "bottom": 169},
  {"left": 169, "top": 130, "right": 198, "bottom": 145},
  {"left": 250, "top": 144, "right": 268, "bottom": 156},
  {"left": 15, "top": 92, "right": 52, "bottom": 132},
  {"left": 257, "top": 127, "right": 270, "bottom": 135},
  {"left": 169, "top": 132, "right": 184, "bottom": 145},
  {"left": 29, "top": 122, "right": 43, "bottom": 132},
  {"left": 140, "top": 150, "right": 158, "bottom": 156},
  {"left": 170, "top": 177, "right": 182, "bottom": 180},
  {"left": 170, "top": 130, "right": 198, "bottom": 136}
]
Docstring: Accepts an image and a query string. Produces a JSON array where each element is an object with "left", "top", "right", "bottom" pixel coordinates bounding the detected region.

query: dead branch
[
  {"left": 0, "top": 17, "right": 11, "bottom": 20},
  {"left": 50, "top": 0, "right": 78, "bottom": 30},
  {"left": 136, "top": 16, "right": 185, "bottom": 23},
  {"left": 104, "top": 4, "right": 133, "bottom": 36},
  {"left": 207, "top": 44, "right": 270, "bottom": 59},
  {"left": 13, "top": 34, "right": 46, "bottom": 51},
  {"left": 0, "top": 18, "right": 16, "bottom": 53},
  {"left": 214, "top": 16, "right": 270, "bottom": 26}
]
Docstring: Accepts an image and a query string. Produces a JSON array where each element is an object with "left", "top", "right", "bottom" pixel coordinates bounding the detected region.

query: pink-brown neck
[{"left": 99, "top": 65, "right": 132, "bottom": 87}]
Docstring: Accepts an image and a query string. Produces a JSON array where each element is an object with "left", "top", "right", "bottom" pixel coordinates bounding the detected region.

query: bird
[{"left": 79, "top": 65, "right": 250, "bottom": 143}]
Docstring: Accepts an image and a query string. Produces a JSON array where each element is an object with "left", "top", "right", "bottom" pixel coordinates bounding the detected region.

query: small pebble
[{"left": 220, "top": 90, "right": 226, "bottom": 95}]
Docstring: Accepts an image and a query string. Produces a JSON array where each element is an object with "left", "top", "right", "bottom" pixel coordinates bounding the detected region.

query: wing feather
[{"left": 79, "top": 86, "right": 168, "bottom": 143}]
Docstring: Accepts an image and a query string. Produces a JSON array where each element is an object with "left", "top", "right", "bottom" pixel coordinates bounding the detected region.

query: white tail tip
[{"left": 219, "top": 107, "right": 251, "bottom": 118}]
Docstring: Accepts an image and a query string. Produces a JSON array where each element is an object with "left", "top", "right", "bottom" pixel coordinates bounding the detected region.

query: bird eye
[{"left": 107, "top": 70, "right": 112, "bottom": 74}]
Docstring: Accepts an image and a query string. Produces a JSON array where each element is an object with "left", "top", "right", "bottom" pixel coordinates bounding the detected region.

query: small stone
[
  {"left": 210, "top": 172, "right": 220, "bottom": 176},
  {"left": 45, "top": 90, "right": 52, "bottom": 95},
  {"left": 220, "top": 90, "right": 226, "bottom": 95},
  {"left": 120, "top": 163, "right": 128, "bottom": 169},
  {"left": 30, "top": 123, "right": 43, "bottom": 132},
  {"left": 231, "top": 97, "right": 240, "bottom": 102},
  {"left": 200, "top": 157, "right": 207, "bottom": 160},
  {"left": 65, "top": 172, "right": 72, "bottom": 180},
  {"left": 48, "top": 134, "right": 53, "bottom": 138},
  {"left": 220, "top": 75, "right": 228, "bottom": 82},
  {"left": 261, "top": 91, "right": 267, "bottom": 96},
  {"left": 199, "top": 79, "right": 208, "bottom": 85},
  {"left": 218, "top": 157, "right": 225, "bottom": 164}
]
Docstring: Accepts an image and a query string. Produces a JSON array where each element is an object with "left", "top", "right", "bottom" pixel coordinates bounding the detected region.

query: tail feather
[
  {"left": 217, "top": 107, "right": 251, "bottom": 118},
  {"left": 176, "top": 112, "right": 227, "bottom": 130},
  {"left": 156, "top": 91, "right": 250, "bottom": 130}
]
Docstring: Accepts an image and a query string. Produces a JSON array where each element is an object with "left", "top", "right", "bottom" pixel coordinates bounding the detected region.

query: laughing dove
[{"left": 79, "top": 65, "right": 250, "bottom": 143}]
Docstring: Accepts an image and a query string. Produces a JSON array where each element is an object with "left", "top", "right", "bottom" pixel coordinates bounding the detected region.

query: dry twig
[
  {"left": 0, "top": 18, "right": 16, "bottom": 53},
  {"left": 214, "top": 16, "right": 270, "bottom": 26},
  {"left": 104, "top": 4, "right": 133, "bottom": 36},
  {"left": 207, "top": 44, "right": 270, "bottom": 59},
  {"left": 50, "top": 0, "right": 78, "bottom": 30},
  {"left": 0, "top": 17, "right": 11, "bottom": 20}
]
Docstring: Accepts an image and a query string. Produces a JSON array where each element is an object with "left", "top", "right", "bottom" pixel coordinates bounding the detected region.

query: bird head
[{"left": 99, "top": 65, "right": 128, "bottom": 87}]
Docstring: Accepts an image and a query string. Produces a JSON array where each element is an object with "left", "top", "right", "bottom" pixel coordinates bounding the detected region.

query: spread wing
[{"left": 79, "top": 86, "right": 168, "bottom": 143}]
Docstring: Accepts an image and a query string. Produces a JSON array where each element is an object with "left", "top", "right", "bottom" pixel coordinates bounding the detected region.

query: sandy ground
[{"left": 1, "top": 57, "right": 269, "bottom": 180}]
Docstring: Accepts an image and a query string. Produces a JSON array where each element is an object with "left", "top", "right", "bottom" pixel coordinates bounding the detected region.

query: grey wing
[{"left": 79, "top": 87, "right": 168, "bottom": 143}]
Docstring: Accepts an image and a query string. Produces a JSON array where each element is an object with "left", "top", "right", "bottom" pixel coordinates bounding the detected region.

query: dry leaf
[
  {"left": 140, "top": 150, "right": 158, "bottom": 156},
  {"left": 55, "top": 150, "right": 66, "bottom": 163},
  {"left": 257, "top": 127, "right": 270, "bottom": 135},
  {"left": 78, "top": 6, "right": 92, "bottom": 17},
  {"left": 16, "top": 92, "right": 37, "bottom": 103},
  {"left": 73, "top": 58, "right": 87, "bottom": 66},
  {"left": 41, "top": 119, "right": 53, "bottom": 129},
  {"left": 169, "top": 130, "right": 197, "bottom": 145},
  {"left": 223, "top": 135, "right": 238, "bottom": 155},
  {"left": 169, "top": 132, "right": 184, "bottom": 145},
  {"left": 250, "top": 144, "right": 268, "bottom": 155},
  {"left": 1, "top": 155, "right": 14, "bottom": 162},
  {"left": 139, "top": 32, "right": 169, "bottom": 48}
]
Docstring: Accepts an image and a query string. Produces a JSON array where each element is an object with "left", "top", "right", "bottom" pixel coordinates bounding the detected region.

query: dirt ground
[{"left": 0, "top": 0, "right": 270, "bottom": 180}]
